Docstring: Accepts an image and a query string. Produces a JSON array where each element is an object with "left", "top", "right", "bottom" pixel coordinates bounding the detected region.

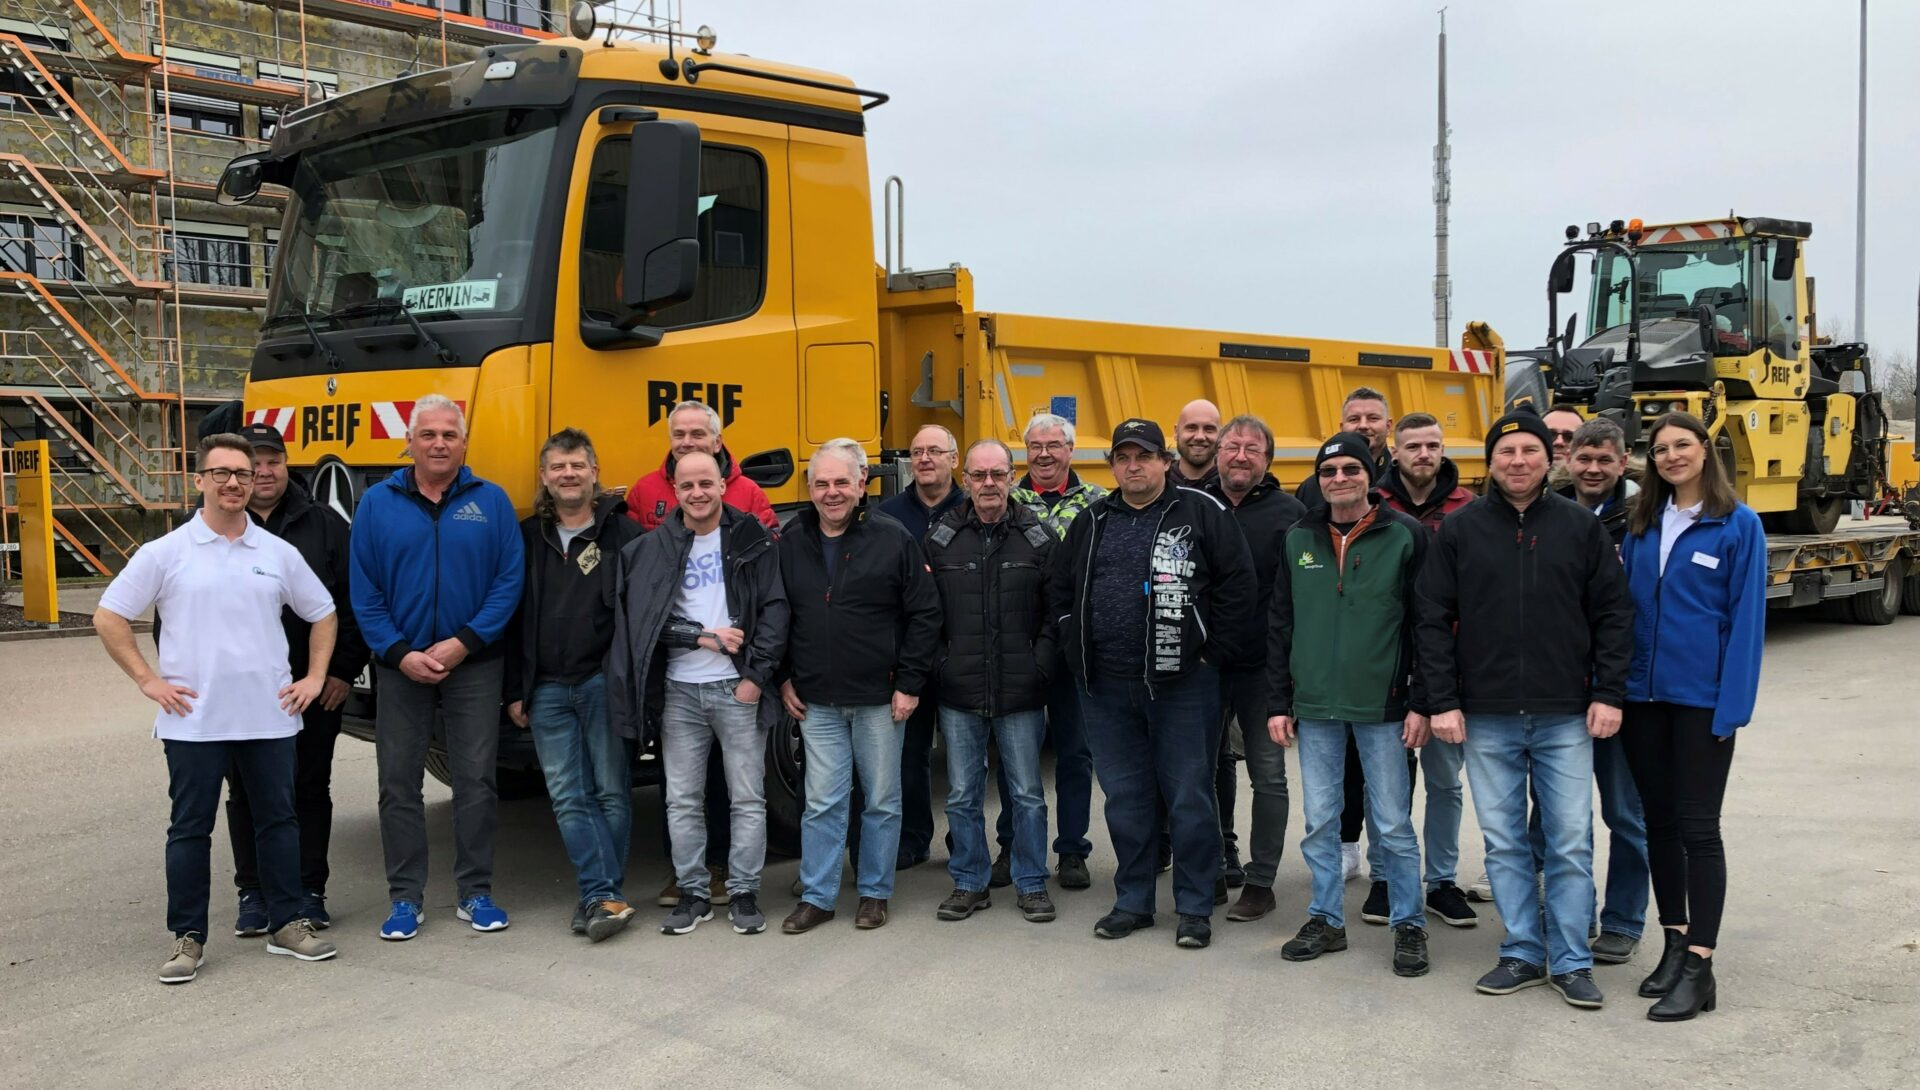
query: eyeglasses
[
  {"left": 1316, "top": 464, "right": 1367, "bottom": 479},
  {"left": 964, "top": 469, "right": 1012, "bottom": 483},
  {"left": 1026, "top": 441, "right": 1068, "bottom": 454},
  {"left": 1218, "top": 443, "right": 1268, "bottom": 459},
  {"left": 200, "top": 468, "right": 255, "bottom": 484},
  {"left": 909, "top": 447, "right": 954, "bottom": 460}
]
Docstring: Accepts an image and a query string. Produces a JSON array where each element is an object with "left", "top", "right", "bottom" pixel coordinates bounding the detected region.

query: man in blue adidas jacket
[{"left": 350, "top": 394, "right": 524, "bottom": 940}]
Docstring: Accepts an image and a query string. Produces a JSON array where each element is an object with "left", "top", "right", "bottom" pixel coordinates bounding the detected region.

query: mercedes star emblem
[
  {"left": 326, "top": 376, "right": 338, "bottom": 396},
  {"left": 311, "top": 460, "right": 358, "bottom": 523}
]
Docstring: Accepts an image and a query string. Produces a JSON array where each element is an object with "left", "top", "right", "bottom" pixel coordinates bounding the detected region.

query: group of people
[{"left": 96, "top": 386, "right": 1766, "bottom": 1022}]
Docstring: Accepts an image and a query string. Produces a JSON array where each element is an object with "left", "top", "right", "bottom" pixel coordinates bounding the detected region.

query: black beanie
[
  {"left": 1485, "top": 407, "right": 1556, "bottom": 463},
  {"left": 1315, "top": 431, "right": 1378, "bottom": 484}
]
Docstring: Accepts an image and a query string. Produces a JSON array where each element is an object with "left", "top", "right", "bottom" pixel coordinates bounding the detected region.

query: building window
[
  {"left": 258, "top": 106, "right": 279, "bottom": 141},
  {"left": 0, "top": 212, "right": 85, "bottom": 280},
  {"left": 473, "top": 0, "right": 550, "bottom": 30},
  {"left": 0, "top": 32, "right": 74, "bottom": 114},
  {"left": 172, "top": 230, "right": 251, "bottom": 287},
  {"left": 155, "top": 92, "right": 241, "bottom": 136}
]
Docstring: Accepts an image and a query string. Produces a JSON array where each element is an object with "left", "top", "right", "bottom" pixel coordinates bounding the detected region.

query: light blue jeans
[
  {"left": 1419, "top": 738, "right": 1466, "bottom": 890},
  {"left": 941, "top": 706, "right": 1048, "bottom": 895},
  {"left": 1298, "top": 718, "right": 1425, "bottom": 930},
  {"left": 1465, "top": 713, "right": 1596, "bottom": 974},
  {"left": 660, "top": 678, "right": 768, "bottom": 900},
  {"left": 798, "top": 703, "right": 902, "bottom": 907},
  {"left": 1524, "top": 732, "right": 1650, "bottom": 939}
]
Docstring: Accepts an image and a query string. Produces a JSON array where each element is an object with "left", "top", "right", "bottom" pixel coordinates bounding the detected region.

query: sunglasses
[{"left": 1316, "top": 464, "right": 1367, "bottom": 479}]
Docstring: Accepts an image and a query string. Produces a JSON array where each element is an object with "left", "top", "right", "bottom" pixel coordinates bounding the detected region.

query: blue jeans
[
  {"left": 1419, "top": 738, "right": 1466, "bottom": 890},
  {"left": 1525, "top": 733, "right": 1650, "bottom": 939},
  {"left": 165, "top": 736, "right": 300, "bottom": 940},
  {"left": 996, "top": 656, "right": 1094, "bottom": 857},
  {"left": 1465, "top": 713, "right": 1596, "bottom": 974},
  {"left": 660, "top": 678, "right": 768, "bottom": 899},
  {"left": 798, "top": 704, "right": 902, "bottom": 906},
  {"left": 1079, "top": 668, "right": 1221, "bottom": 918},
  {"left": 527, "top": 674, "right": 632, "bottom": 907},
  {"left": 1298, "top": 719, "right": 1425, "bottom": 929},
  {"left": 942, "top": 706, "right": 1048, "bottom": 894}
]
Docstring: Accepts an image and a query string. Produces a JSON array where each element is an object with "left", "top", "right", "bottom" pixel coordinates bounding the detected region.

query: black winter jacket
[
  {"left": 1204, "top": 473, "right": 1307, "bottom": 670},
  {"left": 160, "top": 483, "right": 369, "bottom": 682},
  {"left": 778, "top": 505, "right": 941, "bottom": 706},
  {"left": 504, "top": 494, "right": 642, "bottom": 707},
  {"left": 925, "top": 499, "right": 1057, "bottom": 716},
  {"left": 607, "top": 506, "right": 788, "bottom": 743},
  {"left": 1048, "top": 484, "right": 1258, "bottom": 685},
  {"left": 1414, "top": 487, "right": 1634, "bottom": 716}
]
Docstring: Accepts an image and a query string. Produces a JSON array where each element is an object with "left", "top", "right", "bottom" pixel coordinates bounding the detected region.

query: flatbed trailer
[{"left": 1764, "top": 516, "right": 1920, "bottom": 623}]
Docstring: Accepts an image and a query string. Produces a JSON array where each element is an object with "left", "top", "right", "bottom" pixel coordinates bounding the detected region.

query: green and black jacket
[{"left": 1265, "top": 501, "right": 1429, "bottom": 722}]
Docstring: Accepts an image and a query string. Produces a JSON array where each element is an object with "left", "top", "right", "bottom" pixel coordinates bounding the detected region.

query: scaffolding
[{"left": 0, "top": 0, "right": 554, "bottom": 574}]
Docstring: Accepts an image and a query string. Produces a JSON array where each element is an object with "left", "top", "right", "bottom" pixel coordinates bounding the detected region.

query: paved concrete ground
[{"left": 1, "top": 614, "right": 1915, "bottom": 1090}]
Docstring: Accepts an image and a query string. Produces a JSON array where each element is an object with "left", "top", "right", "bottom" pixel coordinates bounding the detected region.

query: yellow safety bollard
[{"left": 11, "top": 440, "right": 57, "bottom": 624}]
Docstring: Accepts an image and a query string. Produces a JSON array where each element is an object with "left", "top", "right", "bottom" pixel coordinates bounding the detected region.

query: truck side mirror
[
  {"left": 1549, "top": 250, "right": 1576, "bottom": 295},
  {"left": 1772, "top": 238, "right": 1799, "bottom": 281},
  {"left": 620, "top": 119, "right": 701, "bottom": 324},
  {"left": 216, "top": 152, "right": 288, "bottom": 206}
]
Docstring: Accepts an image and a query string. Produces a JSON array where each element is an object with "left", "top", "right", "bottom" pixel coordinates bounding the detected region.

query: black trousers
[
  {"left": 1341, "top": 732, "right": 1418, "bottom": 845},
  {"left": 1620, "top": 701, "right": 1736, "bottom": 949},
  {"left": 227, "top": 704, "right": 341, "bottom": 896}
]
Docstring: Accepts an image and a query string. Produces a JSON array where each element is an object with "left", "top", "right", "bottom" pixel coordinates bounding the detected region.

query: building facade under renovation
[{"left": 0, "top": 0, "right": 554, "bottom": 576}]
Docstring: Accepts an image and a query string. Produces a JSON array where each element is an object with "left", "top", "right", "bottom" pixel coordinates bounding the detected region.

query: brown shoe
[
  {"left": 1227, "top": 883, "right": 1277, "bottom": 923},
  {"left": 781, "top": 902, "right": 836, "bottom": 934},
  {"left": 158, "top": 936, "right": 204, "bottom": 984},
  {"left": 855, "top": 896, "right": 889, "bottom": 930},
  {"left": 657, "top": 877, "right": 681, "bottom": 908},
  {"left": 709, "top": 864, "right": 731, "bottom": 906}
]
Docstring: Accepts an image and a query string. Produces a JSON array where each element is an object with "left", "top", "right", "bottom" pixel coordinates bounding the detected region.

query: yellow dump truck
[{"left": 211, "top": 26, "right": 1507, "bottom": 841}]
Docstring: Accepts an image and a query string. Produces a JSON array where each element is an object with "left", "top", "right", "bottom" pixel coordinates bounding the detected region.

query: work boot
[
  {"left": 936, "top": 888, "right": 991, "bottom": 921},
  {"left": 265, "top": 919, "right": 337, "bottom": 962},
  {"left": 1227, "top": 884, "right": 1276, "bottom": 923},
  {"left": 1017, "top": 890, "right": 1057, "bottom": 923},
  {"left": 158, "top": 936, "right": 204, "bottom": 984}
]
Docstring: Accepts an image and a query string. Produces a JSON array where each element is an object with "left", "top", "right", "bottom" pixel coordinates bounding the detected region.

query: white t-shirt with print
[
  {"left": 666, "top": 528, "right": 739, "bottom": 683},
  {"left": 98, "top": 512, "right": 336, "bottom": 741}
]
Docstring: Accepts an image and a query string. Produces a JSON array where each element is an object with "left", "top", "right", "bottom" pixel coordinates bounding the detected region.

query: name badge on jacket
[{"left": 1691, "top": 551, "right": 1720, "bottom": 570}]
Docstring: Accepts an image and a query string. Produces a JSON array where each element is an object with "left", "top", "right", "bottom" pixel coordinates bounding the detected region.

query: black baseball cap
[
  {"left": 239, "top": 422, "right": 287, "bottom": 453},
  {"left": 1109, "top": 418, "right": 1166, "bottom": 454}
]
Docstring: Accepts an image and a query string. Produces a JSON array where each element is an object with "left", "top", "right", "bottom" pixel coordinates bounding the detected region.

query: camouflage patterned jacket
[{"left": 1012, "top": 470, "right": 1107, "bottom": 539}]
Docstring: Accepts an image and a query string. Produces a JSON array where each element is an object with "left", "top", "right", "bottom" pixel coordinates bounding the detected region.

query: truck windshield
[
  {"left": 1589, "top": 239, "right": 1752, "bottom": 349},
  {"left": 265, "top": 109, "right": 557, "bottom": 330}
]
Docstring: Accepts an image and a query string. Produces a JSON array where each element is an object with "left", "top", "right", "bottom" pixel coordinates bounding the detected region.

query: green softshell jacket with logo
[{"left": 1265, "top": 504, "right": 1428, "bottom": 722}]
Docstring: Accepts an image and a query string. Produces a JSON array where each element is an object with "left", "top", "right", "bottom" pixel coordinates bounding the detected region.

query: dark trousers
[
  {"left": 165, "top": 736, "right": 300, "bottom": 941},
  {"left": 657, "top": 747, "right": 731, "bottom": 867},
  {"left": 1341, "top": 732, "right": 1418, "bottom": 846},
  {"left": 374, "top": 658, "right": 504, "bottom": 904},
  {"left": 1080, "top": 668, "right": 1223, "bottom": 918},
  {"left": 227, "top": 704, "right": 341, "bottom": 895},
  {"left": 1620, "top": 701, "right": 1736, "bottom": 949}
]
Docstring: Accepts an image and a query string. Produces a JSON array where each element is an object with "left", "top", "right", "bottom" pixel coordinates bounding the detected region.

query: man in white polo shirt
[{"left": 94, "top": 433, "right": 341, "bottom": 984}]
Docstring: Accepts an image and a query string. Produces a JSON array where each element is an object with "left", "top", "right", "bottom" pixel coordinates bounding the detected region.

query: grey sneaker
[
  {"left": 1591, "top": 930, "right": 1640, "bottom": 964},
  {"left": 729, "top": 892, "right": 767, "bottom": 935},
  {"left": 266, "top": 919, "right": 337, "bottom": 962},
  {"left": 159, "top": 936, "right": 204, "bottom": 984},
  {"left": 660, "top": 897, "right": 713, "bottom": 935}
]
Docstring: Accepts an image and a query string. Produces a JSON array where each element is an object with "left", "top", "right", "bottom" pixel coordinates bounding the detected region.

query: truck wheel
[
  {"left": 1779, "top": 496, "right": 1844, "bottom": 535},
  {"left": 1903, "top": 566, "right": 1920, "bottom": 616},
  {"left": 1851, "top": 555, "right": 1906, "bottom": 625},
  {"left": 424, "top": 751, "right": 550, "bottom": 801},
  {"left": 763, "top": 713, "right": 804, "bottom": 858}
]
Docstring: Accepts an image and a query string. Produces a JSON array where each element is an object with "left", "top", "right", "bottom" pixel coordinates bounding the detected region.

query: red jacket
[
  {"left": 1375, "top": 459, "right": 1474, "bottom": 535},
  {"left": 625, "top": 446, "right": 779, "bottom": 532}
]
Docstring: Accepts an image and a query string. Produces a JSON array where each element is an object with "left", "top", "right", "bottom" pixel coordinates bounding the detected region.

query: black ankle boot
[
  {"left": 1647, "top": 952, "right": 1716, "bottom": 1021},
  {"left": 1638, "top": 928, "right": 1688, "bottom": 998}
]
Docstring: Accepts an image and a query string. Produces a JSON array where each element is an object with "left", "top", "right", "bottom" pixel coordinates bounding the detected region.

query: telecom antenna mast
[{"left": 1432, "top": 8, "right": 1452, "bottom": 347}]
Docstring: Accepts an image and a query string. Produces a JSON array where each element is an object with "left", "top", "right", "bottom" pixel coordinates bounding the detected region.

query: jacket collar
[
  {"left": 1205, "top": 472, "right": 1282, "bottom": 508},
  {"left": 542, "top": 492, "right": 629, "bottom": 547},
  {"left": 939, "top": 495, "right": 1042, "bottom": 533},
  {"left": 1377, "top": 458, "right": 1461, "bottom": 510},
  {"left": 186, "top": 509, "right": 264, "bottom": 548},
  {"left": 1020, "top": 468, "right": 1086, "bottom": 496}
]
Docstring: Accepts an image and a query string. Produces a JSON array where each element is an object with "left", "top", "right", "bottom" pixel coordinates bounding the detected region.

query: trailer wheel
[
  {"left": 1901, "top": 557, "right": 1920, "bottom": 616},
  {"left": 424, "top": 751, "right": 550, "bottom": 801},
  {"left": 1851, "top": 555, "right": 1906, "bottom": 625},
  {"left": 1779, "top": 496, "right": 1845, "bottom": 535},
  {"left": 763, "top": 713, "right": 804, "bottom": 858}
]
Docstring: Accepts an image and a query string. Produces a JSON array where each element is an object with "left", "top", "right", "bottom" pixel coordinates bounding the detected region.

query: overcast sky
[{"left": 707, "top": 0, "right": 1918, "bottom": 357}]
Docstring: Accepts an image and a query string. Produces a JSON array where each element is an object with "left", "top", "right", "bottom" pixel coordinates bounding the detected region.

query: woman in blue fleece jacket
[{"left": 1618, "top": 412, "right": 1766, "bottom": 1023}]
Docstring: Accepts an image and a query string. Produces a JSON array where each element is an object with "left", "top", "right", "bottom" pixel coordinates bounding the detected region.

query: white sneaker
[
  {"left": 1467, "top": 871, "right": 1494, "bottom": 902},
  {"left": 1340, "top": 842, "right": 1363, "bottom": 883}
]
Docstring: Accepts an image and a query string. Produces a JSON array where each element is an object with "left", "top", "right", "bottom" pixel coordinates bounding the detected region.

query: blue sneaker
[
  {"left": 457, "top": 895, "right": 510, "bottom": 932},
  {"left": 380, "top": 900, "right": 423, "bottom": 941},
  {"left": 234, "top": 890, "right": 269, "bottom": 937},
  {"left": 300, "top": 891, "right": 331, "bottom": 930}
]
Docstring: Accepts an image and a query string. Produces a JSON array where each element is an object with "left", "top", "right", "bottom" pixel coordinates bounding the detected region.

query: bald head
[
  {"left": 1174, "top": 399, "right": 1222, "bottom": 478},
  {"left": 674, "top": 451, "right": 724, "bottom": 531}
]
